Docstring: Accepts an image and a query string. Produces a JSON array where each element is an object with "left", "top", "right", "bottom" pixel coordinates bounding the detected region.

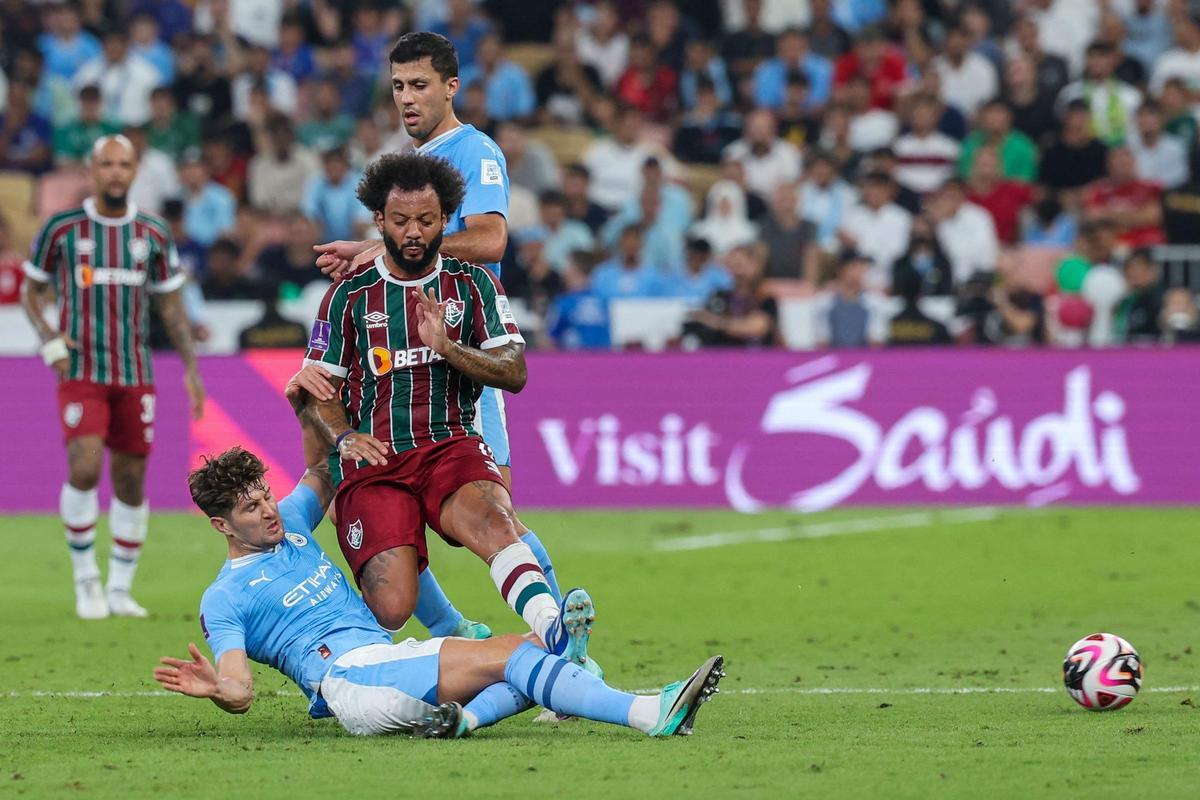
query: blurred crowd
[{"left": 2, "top": 0, "right": 1200, "bottom": 350}]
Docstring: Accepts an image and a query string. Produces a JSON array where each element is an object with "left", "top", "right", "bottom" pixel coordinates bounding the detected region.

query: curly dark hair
[
  {"left": 389, "top": 31, "right": 458, "bottom": 80},
  {"left": 356, "top": 152, "right": 466, "bottom": 217},
  {"left": 188, "top": 447, "right": 268, "bottom": 519}
]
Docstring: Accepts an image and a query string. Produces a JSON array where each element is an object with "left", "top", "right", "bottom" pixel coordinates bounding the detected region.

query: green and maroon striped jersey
[
  {"left": 304, "top": 254, "right": 524, "bottom": 487},
  {"left": 23, "top": 199, "right": 184, "bottom": 386}
]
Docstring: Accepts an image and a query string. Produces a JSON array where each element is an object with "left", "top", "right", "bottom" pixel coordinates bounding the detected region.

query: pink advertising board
[{"left": 3, "top": 349, "right": 1195, "bottom": 512}]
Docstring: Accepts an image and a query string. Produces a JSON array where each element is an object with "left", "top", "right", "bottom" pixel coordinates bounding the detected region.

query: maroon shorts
[
  {"left": 57, "top": 380, "right": 155, "bottom": 456},
  {"left": 333, "top": 435, "right": 505, "bottom": 582}
]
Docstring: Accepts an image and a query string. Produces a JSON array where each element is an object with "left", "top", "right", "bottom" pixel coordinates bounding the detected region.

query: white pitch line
[
  {"left": 654, "top": 507, "right": 1001, "bottom": 552},
  {"left": 8, "top": 685, "right": 1199, "bottom": 699}
]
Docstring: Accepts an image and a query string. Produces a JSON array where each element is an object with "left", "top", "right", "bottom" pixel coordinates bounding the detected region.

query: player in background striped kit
[{"left": 20, "top": 135, "right": 205, "bottom": 619}]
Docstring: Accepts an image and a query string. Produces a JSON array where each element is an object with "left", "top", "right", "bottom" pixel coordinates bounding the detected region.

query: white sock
[
  {"left": 463, "top": 709, "right": 480, "bottom": 732},
  {"left": 60, "top": 483, "right": 99, "bottom": 582},
  {"left": 488, "top": 542, "right": 561, "bottom": 651},
  {"left": 107, "top": 498, "right": 148, "bottom": 593},
  {"left": 627, "top": 695, "right": 660, "bottom": 733}
]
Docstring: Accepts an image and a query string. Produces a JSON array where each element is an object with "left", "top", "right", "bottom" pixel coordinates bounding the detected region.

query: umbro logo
[
  {"left": 249, "top": 571, "right": 272, "bottom": 587},
  {"left": 363, "top": 311, "right": 390, "bottom": 330}
]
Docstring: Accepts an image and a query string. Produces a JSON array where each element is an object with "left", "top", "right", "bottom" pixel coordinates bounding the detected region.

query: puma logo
[{"left": 249, "top": 571, "right": 272, "bottom": 587}]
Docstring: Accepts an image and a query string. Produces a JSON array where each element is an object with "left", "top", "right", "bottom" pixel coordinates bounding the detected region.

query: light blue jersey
[
  {"left": 199, "top": 485, "right": 390, "bottom": 717},
  {"left": 416, "top": 122, "right": 514, "bottom": 464},
  {"left": 416, "top": 123, "right": 509, "bottom": 276}
]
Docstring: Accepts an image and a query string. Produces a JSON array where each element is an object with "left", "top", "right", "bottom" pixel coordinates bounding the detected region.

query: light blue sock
[
  {"left": 414, "top": 568, "right": 465, "bottom": 637},
  {"left": 463, "top": 682, "right": 532, "bottom": 730},
  {"left": 520, "top": 531, "right": 561, "bottom": 603},
  {"left": 503, "top": 642, "right": 634, "bottom": 727}
]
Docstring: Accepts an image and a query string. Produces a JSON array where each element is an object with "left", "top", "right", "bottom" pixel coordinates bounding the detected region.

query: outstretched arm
[
  {"left": 154, "top": 644, "right": 254, "bottom": 714},
  {"left": 153, "top": 288, "right": 206, "bottom": 420},
  {"left": 285, "top": 367, "right": 337, "bottom": 512},
  {"left": 413, "top": 287, "right": 527, "bottom": 393},
  {"left": 441, "top": 213, "right": 507, "bottom": 265},
  {"left": 301, "top": 371, "right": 392, "bottom": 467}
]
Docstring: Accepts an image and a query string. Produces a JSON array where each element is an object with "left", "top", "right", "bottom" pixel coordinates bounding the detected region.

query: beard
[
  {"left": 382, "top": 230, "right": 443, "bottom": 276},
  {"left": 101, "top": 189, "right": 128, "bottom": 207}
]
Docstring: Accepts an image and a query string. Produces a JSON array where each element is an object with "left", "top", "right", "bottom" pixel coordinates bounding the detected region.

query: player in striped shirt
[
  {"left": 20, "top": 135, "right": 206, "bottom": 619},
  {"left": 298, "top": 152, "right": 591, "bottom": 665},
  {"left": 313, "top": 32, "right": 568, "bottom": 653}
]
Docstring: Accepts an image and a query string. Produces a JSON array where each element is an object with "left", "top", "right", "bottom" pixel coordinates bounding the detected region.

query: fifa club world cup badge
[
  {"left": 347, "top": 519, "right": 364, "bottom": 550},
  {"left": 443, "top": 299, "right": 464, "bottom": 328}
]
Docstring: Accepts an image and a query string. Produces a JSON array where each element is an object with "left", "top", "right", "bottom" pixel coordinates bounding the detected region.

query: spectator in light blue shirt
[
  {"left": 600, "top": 180, "right": 688, "bottom": 274},
  {"left": 301, "top": 148, "right": 371, "bottom": 243},
  {"left": 591, "top": 225, "right": 667, "bottom": 302},
  {"left": 546, "top": 251, "right": 611, "bottom": 349},
  {"left": 833, "top": 0, "right": 888, "bottom": 33},
  {"left": 1122, "top": 2, "right": 1173, "bottom": 72},
  {"left": 671, "top": 237, "right": 734, "bottom": 306},
  {"left": 37, "top": 4, "right": 102, "bottom": 81},
  {"left": 532, "top": 190, "right": 595, "bottom": 273},
  {"left": 131, "top": 13, "right": 175, "bottom": 83},
  {"left": 179, "top": 154, "right": 237, "bottom": 248},
  {"left": 679, "top": 39, "right": 732, "bottom": 111},
  {"left": 457, "top": 33, "right": 536, "bottom": 122},
  {"left": 754, "top": 29, "right": 832, "bottom": 111},
  {"left": 430, "top": 0, "right": 492, "bottom": 71}
]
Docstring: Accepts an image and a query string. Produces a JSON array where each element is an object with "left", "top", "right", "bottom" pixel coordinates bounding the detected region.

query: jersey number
[{"left": 140, "top": 394, "right": 156, "bottom": 424}]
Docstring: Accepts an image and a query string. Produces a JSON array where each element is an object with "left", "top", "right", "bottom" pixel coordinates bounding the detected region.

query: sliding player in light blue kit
[
  {"left": 312, "top": 32, "right": 571, "bottom": 666},
  {"left": 153, "top": 377, "right": 723, "bottom": 738}
]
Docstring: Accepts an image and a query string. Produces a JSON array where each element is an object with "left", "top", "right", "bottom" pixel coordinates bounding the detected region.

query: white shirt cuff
[
  {"left": 303, "top": 358, "right": 348, "bottom": 378},
  {"left": 480, "top": 333, "right": 525, "bottom": 350},
  {"left": 22, "top": 260, "right": 51, "bottom": 283},
  {"left": 148, "top": 272, "right": 188, "bottom": 294}
]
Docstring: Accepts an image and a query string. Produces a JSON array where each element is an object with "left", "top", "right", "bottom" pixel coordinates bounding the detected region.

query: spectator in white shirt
[
  {"left": 934, "top": 25, "right": 998, "bottom": 118},
  {"left": 843, "top": 74, "right": 898, "bottom": 153},
  {"left": 721, "top": 107, "right": 802, "bottom": 198},
  {"left": 1149, "top": 12, "right": 1200, "bottom": 94},
  {"left": 231, "top": 43, "right": 297, "bottom": 121},
  {"left": 582, "top": 105, "right": 650, "bottom": 211},
  {"left": 125, "top": 126, "right": 179, "bottom": 215},
  {"left": 576, "top": 0, "right": 630, "bottom": 88},
  {"left": 1130, "top": 101, "right": 1189, "bottom": 188},
  {"left": 838, "top": 171, "right": 912, "bottom": 290},
  {"left": 74, "top": 29, "right": 161, "bottom": 127},
  {"left": 1057, "top": 41, "right": 1142, "bottom": 147},
  {"left": 248, "top": 112, "right": 319, "bottom": 215},
  {"left": 930, "top": 178, "right": 999, "bottom": 285},
  {"left": 893, "top": 93, "right": 961, "bottom": 194}
]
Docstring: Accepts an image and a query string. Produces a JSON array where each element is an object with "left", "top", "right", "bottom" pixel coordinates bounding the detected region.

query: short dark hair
[
  {"left": 188, "top": 447, "right": 268, "bottom": 518},
  {"left": 565, "top": 162, "right": 590, "bottom": 180},
  {"left": 356, "top": 152, "right": 466, "bottom": 217},
  {"left": 389, "top": 31, "right": 459, "bottom": 80},
  {"left": 539, "top": 189, "right": 567, "bottom": 206}
]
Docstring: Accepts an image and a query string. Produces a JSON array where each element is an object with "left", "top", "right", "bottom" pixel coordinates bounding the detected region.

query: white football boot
[
  {"left": 75, "top": 577, "right": 110, "bottom": 620},
  {"left": 106, "top": 588, "right": 149, "bottom": 618}
]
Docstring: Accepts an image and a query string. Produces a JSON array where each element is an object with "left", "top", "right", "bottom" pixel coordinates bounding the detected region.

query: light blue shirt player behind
[{"left": 199, "top": 485, "right": 391, "bottom": 717}]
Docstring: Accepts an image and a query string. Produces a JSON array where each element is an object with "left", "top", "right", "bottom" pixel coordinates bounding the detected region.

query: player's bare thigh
[
  {"left": 66, "top": 436, "right": 105, "bottom": 490},
  {"left": 436, "top": 633, "right": 537, "bottom": 704},
  {"left": 359, "top": 545, "right": 421, "bottom": 631},
  {"left": 438, "top": 480, "right": 522, "bottom": 561},
  {"left": 498, "top": 465, "right": 530, "bottom": 536},
  {"left": 109, "top": 451, "right": 147, "bottom": 505}
]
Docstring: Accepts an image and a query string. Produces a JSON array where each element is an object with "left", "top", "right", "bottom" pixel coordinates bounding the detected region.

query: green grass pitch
[{"left": 3, "top": 506, "right": 1199, "bottom": 798}]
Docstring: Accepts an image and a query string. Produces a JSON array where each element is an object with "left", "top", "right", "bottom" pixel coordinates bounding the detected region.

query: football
[{"left": 1062, "top": 633, "right": 1144, "bottom": 711}]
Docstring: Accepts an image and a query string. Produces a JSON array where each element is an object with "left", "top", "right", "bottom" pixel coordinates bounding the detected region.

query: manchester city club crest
[
  {"left": 285, "top": 532, "right": 308, "bottom": 547},
  {"left": 443, "top": 298, "right": 464, "bottom": 328},
  {"left": 128, "top": 238, "right": 150, "bottom": 263},
  {"left": 347, "top": 519, "right": 364, "bottom": 550}
]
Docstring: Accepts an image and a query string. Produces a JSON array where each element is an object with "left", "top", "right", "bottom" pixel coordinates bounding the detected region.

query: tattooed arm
[
  {"left": 413, "top": 287, "right": 528, "bottom": 393},
  {"left": 153, "top": 288, "right": 206, "bottom": 420}
]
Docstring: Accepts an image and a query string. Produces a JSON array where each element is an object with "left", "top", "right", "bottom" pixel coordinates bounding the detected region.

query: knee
[
  {"left": 69, "top": 462, "right": 102, "bottom": 490},
  {"left": 478, "top": 504, "right": 519, "bottom": 553},
  {"left": 366, "top": 589, "right": 417, "bottom": 632}
]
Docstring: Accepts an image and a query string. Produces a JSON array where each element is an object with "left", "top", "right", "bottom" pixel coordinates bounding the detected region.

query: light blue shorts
[
  {"left": 475, "top": 386, "right": 511, "bottom": 467},
  {"left": 319, "top": 638, "right": 444, "bottom": 735}
]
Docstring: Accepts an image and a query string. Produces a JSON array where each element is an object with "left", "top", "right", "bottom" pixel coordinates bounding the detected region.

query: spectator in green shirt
[
  {"left": 144, "top": 87, "right": 199, "bottom": 161},
  {"left": 958, "top": 99, "right": 1039, "bottom": 183},
  {"left": 52, "top": 84, "right": 121, "bottom": 165},
  {"left": 296, "top": 78, "right": 355, "bottom": 153},
  {"left": 1159, "top": 77, "right": 1197, "bottom": 148}
]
